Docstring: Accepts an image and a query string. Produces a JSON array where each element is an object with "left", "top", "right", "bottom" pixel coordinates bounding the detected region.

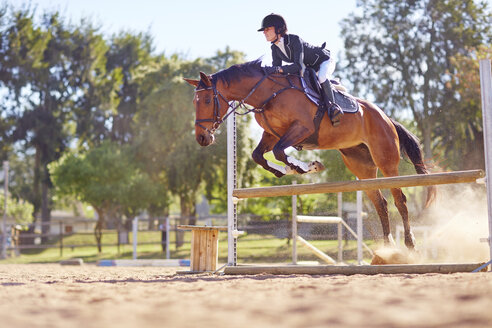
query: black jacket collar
[
  {"left": 271, "top": 34, "right": 291, "bottom": 59},
  {"left": 271, "top": 34, "right": 290, "bottom": 46}
]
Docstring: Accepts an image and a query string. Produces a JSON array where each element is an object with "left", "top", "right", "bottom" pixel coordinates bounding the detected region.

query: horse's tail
[{"left": 390, "top": 118, "right": 436, "bottom": 208}]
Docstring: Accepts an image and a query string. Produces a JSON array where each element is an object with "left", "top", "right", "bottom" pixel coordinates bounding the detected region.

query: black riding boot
[{"left": 321, "top": 80, "right": 343, "bottom": 126}]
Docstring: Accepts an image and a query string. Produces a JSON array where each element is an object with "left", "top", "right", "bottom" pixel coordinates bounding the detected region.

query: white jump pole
[
  {"left": 480, "top": 59, "right": 492, "bottom": 267},
  {"left": 1, "top": 161, "right": 8, "bottom": 259},
  {"left": 337, "top": 192, "right": 343, "bottom": 262},
  {"left": 356, "top": 184, "right": 363, "bottom": 264},
  {"left": 165, "top": 216, "right": 170, "bottom": 260},
  {"left": 292, "top": 181, "right": 297, "bottom": 265},
  {"left": 132, "top": 217, "right": 138, "bottom": 260},
  {"left": 227, "top": 111, "right": 237, "bottom": 266}
]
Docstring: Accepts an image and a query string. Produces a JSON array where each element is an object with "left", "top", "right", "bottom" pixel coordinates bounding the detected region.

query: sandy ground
[{"left": 0, "top": 264, "right": 491, "bottom": 328}]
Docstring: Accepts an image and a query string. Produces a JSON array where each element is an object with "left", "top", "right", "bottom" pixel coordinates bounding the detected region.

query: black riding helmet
[{"left": 257, "top": 13, "right": 287, "bottom": 35}]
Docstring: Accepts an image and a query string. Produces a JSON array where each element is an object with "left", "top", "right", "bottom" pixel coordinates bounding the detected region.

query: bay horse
[{"left": 184, "top": 60, "right": 436, "bottom": 249}]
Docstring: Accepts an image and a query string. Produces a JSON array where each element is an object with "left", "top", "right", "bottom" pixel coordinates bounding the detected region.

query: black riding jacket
[{"left": 271, "top": 34, "right": 330, "bottom": 74}]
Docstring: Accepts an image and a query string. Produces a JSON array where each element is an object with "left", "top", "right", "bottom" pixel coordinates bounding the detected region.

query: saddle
[
  {"left": 295, "top": 68, "right": 359, "bottom": 150},
  {"left": 302, "top": 68, "right": 359, "bottom": 113}
]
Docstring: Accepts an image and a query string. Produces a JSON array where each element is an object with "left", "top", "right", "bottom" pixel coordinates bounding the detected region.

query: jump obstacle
[
  {"left": 291, "top": 186, "right": 373, "bottom": 265},
  {"left": 232, "top": 170, "right": 484, "bottom": 199},
  {"left": 292, "top": 214, "right": 374, "bottom": 265},
  {"left": 480, "top": 59, "right": 492, "bottom": 266},
  {"left": 219, "top": 59, "right": 492, "bottom": 275},
  {"left": 223, "top": 263, "right": 488, "bottom": 275},
  {"left": 177, "top": 225, "right": 227, "bottom": 273}
]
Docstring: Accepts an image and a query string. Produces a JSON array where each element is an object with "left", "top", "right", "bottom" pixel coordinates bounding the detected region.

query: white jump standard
[{"left": 293, "top": 214, "right": 374, "bottom": 264}]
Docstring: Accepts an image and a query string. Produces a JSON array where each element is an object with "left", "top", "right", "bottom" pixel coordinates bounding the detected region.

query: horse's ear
[
  {"left": 199, "top": 72, "right": 212, "bottom": 87},
  {"left": 184, "top": 78, "right": 200, "bottom": 87}
]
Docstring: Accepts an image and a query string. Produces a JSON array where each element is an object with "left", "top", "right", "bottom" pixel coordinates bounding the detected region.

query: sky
[{"left": 16, "top": 0, "right": 361, "bottom": 62}]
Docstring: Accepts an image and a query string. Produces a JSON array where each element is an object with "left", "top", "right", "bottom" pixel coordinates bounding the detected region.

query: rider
[{"left": 258, "top": 13, "right": 343, "bottom": 126}]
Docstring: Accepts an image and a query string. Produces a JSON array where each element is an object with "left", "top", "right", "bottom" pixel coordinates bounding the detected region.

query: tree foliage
[
  {"left": 0, "top": 5, "right": 124, "bottom": 239},
  {"left": 340, "top": 0, "right": 491, "bottom": 159},
  {"left": 0, "top": 193, "right": 33, "bottom": 225},
  {"left": 437, "top": 45, "right": 492, "bottom": 169},
  {"left": 50, "top": 141, "right": 164, "bottom": 251}
]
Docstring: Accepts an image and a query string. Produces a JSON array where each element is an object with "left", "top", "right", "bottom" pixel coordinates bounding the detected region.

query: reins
[{"left": 194, "top": 71, "right": 305, "bottom": 134}]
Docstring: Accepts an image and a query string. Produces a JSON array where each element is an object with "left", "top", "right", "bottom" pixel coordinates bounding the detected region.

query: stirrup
[{"left": 329, "top": 104, "right": 343, "bottom": 127}]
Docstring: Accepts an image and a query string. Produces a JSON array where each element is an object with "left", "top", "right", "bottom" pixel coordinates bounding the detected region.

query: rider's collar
[
  {"left": 271, "top": 36, "right": 284, "bottom": 45},
  {"left": 275, "top": 37, "right": 288, "bottom": 57}
]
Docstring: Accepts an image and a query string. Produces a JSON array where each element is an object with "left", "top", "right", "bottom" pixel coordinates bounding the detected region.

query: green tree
[
  {"left": 1, "top": 7, "right": 117, "bottom": 241},
  {"left": 340, "top": 0, "right": 491, "bottom": 160},
  {"left": 69, "top": 22, "right": 121, "bottom": 150},
  {"left": 5, "top": 9, "right": 72, "bottom": 237},
  {"left": 50, "top": 142, "right": 162, "bottom": 252},
  {"left": 437, "top": 45, "right": 492, "bottom": 169},
  {"left": 134, "top": 49, "right": 256, "bottom": 223},
  {"left": 0, "top": 193, "right": 34, "bottom": 226},
  {"left": 0, "top": 5, "right": 15, "bottom": 162},
  {"left": 106, "top": 31, "right": 157, "bottom": 144}
]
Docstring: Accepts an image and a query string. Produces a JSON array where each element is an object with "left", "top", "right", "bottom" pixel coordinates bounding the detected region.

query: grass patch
[{"left": 1, "top": 231, "right": 375, "bottom": 264}]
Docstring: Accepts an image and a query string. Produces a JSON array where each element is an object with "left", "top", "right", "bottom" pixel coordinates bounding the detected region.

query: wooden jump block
[{"left": 177, "top": 225, "right": 227, "bottom": 273}]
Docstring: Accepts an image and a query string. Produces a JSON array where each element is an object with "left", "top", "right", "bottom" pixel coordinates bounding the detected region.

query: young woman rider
[{"left": 259, "top": 13, "right": 343, "bottom": 126}]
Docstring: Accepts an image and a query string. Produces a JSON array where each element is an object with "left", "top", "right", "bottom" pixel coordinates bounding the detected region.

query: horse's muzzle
[{"left": 196, "top": 132, "right": 215, "bottom": 146}]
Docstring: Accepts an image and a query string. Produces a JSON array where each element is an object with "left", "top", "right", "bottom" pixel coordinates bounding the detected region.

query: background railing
[{"left": 1, "top": 213, "right": 371, "bottom": 264}]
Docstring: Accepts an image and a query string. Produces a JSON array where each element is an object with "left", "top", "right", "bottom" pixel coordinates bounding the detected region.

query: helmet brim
[{"left": 257, "top": 27, "right": 266, "bottom": 32}]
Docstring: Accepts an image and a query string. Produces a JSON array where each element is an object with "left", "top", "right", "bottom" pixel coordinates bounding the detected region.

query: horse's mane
[{"left": 209, "top": 59, "right": 263, "bottom": 87}]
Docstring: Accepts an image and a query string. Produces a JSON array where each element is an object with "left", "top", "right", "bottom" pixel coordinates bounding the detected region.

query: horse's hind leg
[
  {"left": 378, "top": 168, "right": 415, "bottom": 248},
  {"left": 339, "top": 145, "right": 394, "bottom": 246},
  {"left": 367, "top": 137, "right": 416, "bottom": 249},
  {"left": 389, "top": 188, "right": 414, "bottom": 249}
]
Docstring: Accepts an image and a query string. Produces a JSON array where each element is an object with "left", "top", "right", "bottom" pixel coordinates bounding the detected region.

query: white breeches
[{"left": 318, "top": 56, "right": 337, "bottom": 83}]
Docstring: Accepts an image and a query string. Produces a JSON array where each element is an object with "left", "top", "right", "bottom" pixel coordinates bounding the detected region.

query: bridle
[
  {"left": 194, "top": 74, "right": 271, "bottom": 134},
  {"left": 194, "top": 83, "right": 231, "bottom": 135},
  {"left": 194, "top": 71, "right": 303, "bottom": 135}
]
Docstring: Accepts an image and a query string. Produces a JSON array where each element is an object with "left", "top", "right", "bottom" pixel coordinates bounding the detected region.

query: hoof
[
  {"left": 371, "top": 248, "right": 412, "bottom": 265},
  {"left": 273, "top": 171, "right": 285, "bottom": 178},
  {"left": 405, "top": 231, "right": 416, "bottom": 249},
  {"left": 285, "top": 166, "right": 296, "bottom": 175},
  {"left": 308, "top": 161, "right": 325, "bottom": 173},
  {"left": 294, "top": 165, "right": 306, "bottom": 174},
  {"left": 384, "top": 233, "right": 396, "bottom": 247}
]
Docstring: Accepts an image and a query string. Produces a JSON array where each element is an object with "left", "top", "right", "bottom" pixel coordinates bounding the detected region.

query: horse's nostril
[{"left": 197, "top": 134, "right": 209, "bottom": 146}]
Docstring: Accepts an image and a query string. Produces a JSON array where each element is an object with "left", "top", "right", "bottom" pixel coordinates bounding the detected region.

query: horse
[{"left": 184, "top": 59, "right": 436, "bottom": 249}]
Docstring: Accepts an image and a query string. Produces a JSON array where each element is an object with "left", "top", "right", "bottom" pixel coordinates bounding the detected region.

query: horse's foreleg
[
  {"left": 253, "top": 129, "right": 324, "bottom": 177},
  {"left": 252, "top": 132, "right": 286, "bottom": 177},
  {"left": 285, "top": 157, "right": 325, "bottom": 175},
  {"left": 272, "top": 122, "right": 320, "bottom": 174}
]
